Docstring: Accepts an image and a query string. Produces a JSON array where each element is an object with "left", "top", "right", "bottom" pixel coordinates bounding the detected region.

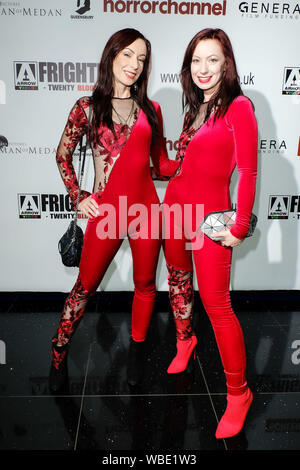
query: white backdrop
[{"left": 0, "top": 0, "right": 299, "bottom": 292}]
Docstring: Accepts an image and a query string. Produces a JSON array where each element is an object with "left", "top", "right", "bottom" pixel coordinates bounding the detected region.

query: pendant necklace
[{"left": 112, "top": 98, "right": 135, "bottom": 127}]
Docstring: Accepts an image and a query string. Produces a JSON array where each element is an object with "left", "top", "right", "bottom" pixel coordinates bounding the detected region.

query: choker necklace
[{"left": 112, "top": 96, "right": 132, "bottom": 100}]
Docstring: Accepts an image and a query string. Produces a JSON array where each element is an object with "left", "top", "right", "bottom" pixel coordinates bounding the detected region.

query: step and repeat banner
[{"left": 0, "top": 0, "right": 299, "bottom": 292}]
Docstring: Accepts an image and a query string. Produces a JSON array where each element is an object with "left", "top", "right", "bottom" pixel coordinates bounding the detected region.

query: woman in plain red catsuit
[
  {"left": 163, "top": 29, "right": 257, "bottom": 439},
  {"left": 49, "top": 28, "right": 179, "bottom": 392}
]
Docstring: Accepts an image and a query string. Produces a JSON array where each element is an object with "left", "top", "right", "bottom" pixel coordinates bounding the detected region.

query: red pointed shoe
[
  {"left": 215, "top": 387, "right": 253, "bottom": 439},
  {"left": 167, "top": 335, "right": 197, "bottom": 374}
]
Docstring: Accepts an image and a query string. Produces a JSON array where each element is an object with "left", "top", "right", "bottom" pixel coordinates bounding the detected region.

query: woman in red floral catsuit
[
  {"left": 163, "top": 29, "right": 258, "bottom": 439},
  {"left": 49, "top": 28, "right": 179, "bottom": 392}
]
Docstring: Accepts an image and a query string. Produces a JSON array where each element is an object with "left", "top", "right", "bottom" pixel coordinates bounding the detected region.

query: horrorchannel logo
[
  {"left": 103, "top": 0, "right": 227, "bottom": 15},
  {"left": 14, "top": 61, "right": 97, "bottom": 92}
]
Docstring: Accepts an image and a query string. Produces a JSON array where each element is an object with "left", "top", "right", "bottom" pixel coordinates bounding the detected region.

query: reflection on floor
[{"left": 0, "top": 291, "right": 300, "bottom": 453}]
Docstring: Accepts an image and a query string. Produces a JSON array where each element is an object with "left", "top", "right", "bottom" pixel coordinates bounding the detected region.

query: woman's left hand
[{"left": 211, "top": 229, "right": 242, "bottom": 247}]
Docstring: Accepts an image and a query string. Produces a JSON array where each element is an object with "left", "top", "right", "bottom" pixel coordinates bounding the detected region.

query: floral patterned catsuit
[{"left": 52, "top": 96, "right": 179, "bottom": 368}]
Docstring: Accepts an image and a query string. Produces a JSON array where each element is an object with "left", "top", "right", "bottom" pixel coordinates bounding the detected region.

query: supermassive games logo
[{"left": 14, "top": 61, "right": 97, "bottom": 91}]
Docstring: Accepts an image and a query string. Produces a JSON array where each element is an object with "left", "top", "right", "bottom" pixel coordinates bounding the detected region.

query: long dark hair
[
  {"left": 180, "top": 28, "right": 243, "bottom": 124},
  {"left": 91, "top": 28, "right": 159, "bottom": 144}
]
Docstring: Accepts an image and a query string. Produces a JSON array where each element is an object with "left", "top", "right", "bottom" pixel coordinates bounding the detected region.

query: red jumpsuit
[
  {"left": 163, "top": 96, "right": 258, "bottom": 394},
  {"left": 52, "top": 96, "right": 179, "bottom": 368}
]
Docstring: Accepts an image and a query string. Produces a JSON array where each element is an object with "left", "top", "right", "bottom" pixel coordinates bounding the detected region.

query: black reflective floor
[{"left": 1, "top": 291, "right": 300, "bottom": 457}]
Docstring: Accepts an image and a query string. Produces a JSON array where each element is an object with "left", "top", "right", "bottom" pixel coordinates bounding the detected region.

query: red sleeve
[
  {"left": 226, "top": 97, "right": 258, "bottom": 239},
  {"left": 150, "top": 102, "right": 180, "bottom": 180},
  {"left": 56, "top": 98, "right": 91, "bottom": 210}
]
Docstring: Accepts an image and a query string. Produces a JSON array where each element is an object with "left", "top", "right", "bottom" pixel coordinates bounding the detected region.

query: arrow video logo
[
  {"left": 282, "top": 67, "right": 300, "bottom": 95},
  {"left": 14, "top": 62, "right": 38, "bottom": 90},
  {"left": 268, "top": 196, "right": 290, "bottom": 219},
  {"left": 18, "top": 194, "right": 41, "bottom": 219}
]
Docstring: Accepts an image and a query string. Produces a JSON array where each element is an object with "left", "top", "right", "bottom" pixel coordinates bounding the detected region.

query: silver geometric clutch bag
[{"left": 200, "top": 209, "right": 257, "bottom": 241}]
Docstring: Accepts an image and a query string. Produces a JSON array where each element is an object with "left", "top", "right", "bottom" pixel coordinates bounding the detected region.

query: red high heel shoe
[
  {"left": 215, "top": 387, "right": 253, "bottom": 439},
  {"left": 167, "top": 335, "right": 198, "bottom": 374}
]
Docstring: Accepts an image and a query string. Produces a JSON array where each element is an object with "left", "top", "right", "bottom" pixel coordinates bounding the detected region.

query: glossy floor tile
[
  {"left": 0, "top": 291, "right": 300, "bottom": 454},
  {"left": 0, "top": 396, "right": 82, "bottom": 450},
  {"left": 76, "top": 394, "right": 224, "bottom": 451}
]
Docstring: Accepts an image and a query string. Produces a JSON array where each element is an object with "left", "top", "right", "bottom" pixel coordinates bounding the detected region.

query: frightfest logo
[
  {"left": 14, "top": 61, "right": 97, "bottom": 92},
  {"left": 18, "top": 194, "right": 76, "bottom": 219}
]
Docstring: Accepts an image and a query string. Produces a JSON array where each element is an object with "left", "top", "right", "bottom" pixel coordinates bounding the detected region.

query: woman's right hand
[{"left": 78, "top": 195, "right": 99, "bottom": 218}]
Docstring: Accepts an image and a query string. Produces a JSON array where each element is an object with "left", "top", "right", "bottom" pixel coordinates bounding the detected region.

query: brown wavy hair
[
  {"left": 180, "top": 28, "right": 244, "bottom": 125},
  {"left": 91, "top": 28, "right": 159, "bottom": 144}
]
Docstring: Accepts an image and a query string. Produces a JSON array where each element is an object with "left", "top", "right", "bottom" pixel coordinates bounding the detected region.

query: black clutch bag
[
  {"left": 200, "top": 209, "right": 257, "bottom": 242},
  {"left": 58, "top": 106, "right": 91, "bottom": 267}
]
